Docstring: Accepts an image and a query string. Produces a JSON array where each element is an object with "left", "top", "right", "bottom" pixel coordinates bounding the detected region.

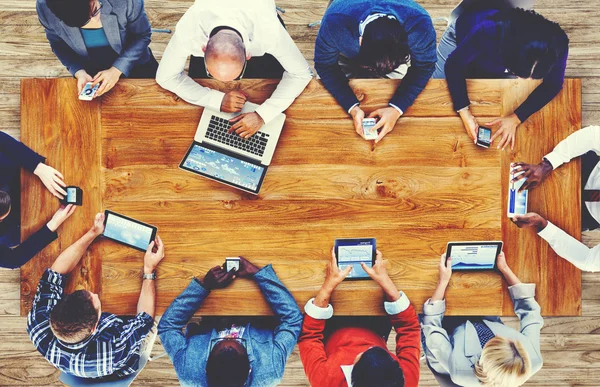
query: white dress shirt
[
  {"left": 538, "top": 125, "right": 600, "bottom": 272},
  {"left": 156, "top": 0, "right": 312, "bottom": 125}
]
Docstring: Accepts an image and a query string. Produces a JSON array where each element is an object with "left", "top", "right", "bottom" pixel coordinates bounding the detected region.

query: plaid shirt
[{"left": 27, "top": 269, "right": 154, "bottom": 379}]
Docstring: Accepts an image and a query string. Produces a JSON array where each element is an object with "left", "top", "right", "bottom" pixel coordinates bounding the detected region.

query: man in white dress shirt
[
  {"left": 511, "top": 125, "right": 600, "bottom": 272},
  {"left": 156, "top": 0, "right": 312, "bottom": 139}
]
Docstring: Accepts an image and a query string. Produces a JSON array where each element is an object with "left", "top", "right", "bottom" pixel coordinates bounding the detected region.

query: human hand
[
  {"left": 350, "top": 105, "right": 366, "bottom": 139},
  {"left": 235, "top": 256, "right": 260, "bottom": 278},
  {"left": 228, "top": 112, "right": 264, "bottom": 139},
  {"left": 458, "top": 107, "right": 479, "bottom": 141},
  {"left": 90, "top": 212, "right": 105, "bottom": 237},
  {"left": 488, "top": 114, "right": 521, "bottom": 150},
  {"left": 511, "top": 212, "right": 548, "bottom": 232},
  {"left": 46, "top": 204, "right": 77, "bottom": 232},
  {"left": 144, "top": 236, "right": 165, "bottom": 274},
  {"left": 322, "top": 248, "right": 353, "bottom": 292},
  {"left": 220, "top": 91, "right": 248, "bottom": 113},
  {"left": 438, "top": 253, "right": 453, "bottom": 286},
  {"left": 92, "top": 66, "right": 122, "bottom": 97},
  {"left": 33, "top": 163, "right": 67, "bottom": 199},
  {"left": 511, "top": 160, "right": 553, "bottom": 191},
  {"left": 368, "top": 107, "right": 401, "bottom": 143},
  {"left": 75, "top": 69, "right": 93, "bottom": 94},
  {"left": 361, "top": 250, "right": 401, "bottom": 301},
  {"left": 496, "top": 251, "right": 509, "bottom": 273},
  {"left": 202, "top": 265, "right": 236, "bottom": 290}
]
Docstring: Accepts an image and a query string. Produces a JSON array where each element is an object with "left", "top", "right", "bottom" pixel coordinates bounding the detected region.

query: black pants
[
  {"left": 186, "top": 316, "right": 279, "bottom": 337},
  {"left": 582, "top": 151, "right": 600, "bottom": 231},
  {"left": 84, "top": 49, "right": 159, "bottom": 79},
  {"left": 324, "top": 316, "right": 392, "bottom": 342}
]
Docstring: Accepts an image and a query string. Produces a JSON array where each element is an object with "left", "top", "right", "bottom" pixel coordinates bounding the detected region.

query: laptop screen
[{"left": 180, "top": 142, "right": 267, "bottom": 194}]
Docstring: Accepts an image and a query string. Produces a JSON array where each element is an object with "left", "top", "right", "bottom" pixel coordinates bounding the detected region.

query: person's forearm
[
  {"left": 431, "top": 280, "right": 449, "bottom": 302},
  {"left": 314, "top": 284, "right": 334, "bottom": 308},
  {"left": 137, "top": 279, "right": 156, "bottom": 318},
  {"left": 500, "top": 266, "right": 521, "bottom": 287},
  {"left": 50, "top": 230, "right": 97, "bottom": 274},
  {"left": 379, "top": 278, "right": 401, "bottom": 302}
]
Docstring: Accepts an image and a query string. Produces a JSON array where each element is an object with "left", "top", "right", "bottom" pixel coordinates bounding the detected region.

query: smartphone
[
  {"left": 60, "top": 186, "right": 83, "bottom": 206},
  {"left": 225, "top": 257, "right": 240, "bottom": 272},
  {"left": 508, "top": 167, "right": 528, "bottom": 217},
  {"left": 79, "top": 82, "right": 99, "bottom": 101},
  {"left": 476, "top": 126, "right": 492, "bottom": 148},
  {"left": 362, "top": 118, "right": 378, "bottom": 140}
]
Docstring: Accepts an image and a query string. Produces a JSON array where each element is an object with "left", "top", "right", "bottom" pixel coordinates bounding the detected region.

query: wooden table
[{"left": 20, "top": 78, "right": 581, "bottom": 316}]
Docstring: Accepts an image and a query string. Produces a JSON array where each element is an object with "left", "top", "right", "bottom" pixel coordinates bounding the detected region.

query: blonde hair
[{"left": 474, "top": 337, "right": 532, "bottom": 387}]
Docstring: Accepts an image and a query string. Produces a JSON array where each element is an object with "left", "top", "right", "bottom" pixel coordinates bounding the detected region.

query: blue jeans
[{"left": 432, "top": 21, "right": 457, "bottom": 79}]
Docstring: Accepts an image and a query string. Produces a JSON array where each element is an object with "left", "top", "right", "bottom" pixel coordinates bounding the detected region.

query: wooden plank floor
[{"left": 1, "top": 0, "right": 599, "bottom": 385}]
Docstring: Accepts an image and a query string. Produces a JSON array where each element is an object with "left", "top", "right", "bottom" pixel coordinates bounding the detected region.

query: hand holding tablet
[
  {"left": 102, "top": 210, "right": 157, "bottom": 252},
  {"left": 334, "top": 238, "right": 377, "bottom": 280}
]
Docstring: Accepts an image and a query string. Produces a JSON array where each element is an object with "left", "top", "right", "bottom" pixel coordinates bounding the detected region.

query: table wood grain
[{"left": 20, "top": 78, "right": 581, "bottom": 316}]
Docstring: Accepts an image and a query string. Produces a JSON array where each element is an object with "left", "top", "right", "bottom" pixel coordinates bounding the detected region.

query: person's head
[
  {"left": 46, "top": 0, "right": 101, "bottom": 28},
  {"left": 495, "top": 8, "right": 569, "bottom": 80},
  {"left": 206, "top": 339, "right": 250, "bottom": 387},
  {"left": 357, "top": 17, "right": 410, "bottom": 78},
  {"left": 351, "top": 346, "right": 405, "bottom": 387},
  {"left": 203, "top": 28, "right": 248, "bottom": 82},
  {"left": 0, "top": 191, "right": 11, "bottom": 222},
  {"left": 474, "top": 337, "right": 532, "bottom": 386},
  {"left": 50, "top": 290, "right": 101, "bottom": 343}
]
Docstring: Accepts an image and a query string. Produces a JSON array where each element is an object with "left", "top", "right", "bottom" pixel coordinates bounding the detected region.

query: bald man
[{"left": 156, "top": 0, "right": 312, "bottom": 138}]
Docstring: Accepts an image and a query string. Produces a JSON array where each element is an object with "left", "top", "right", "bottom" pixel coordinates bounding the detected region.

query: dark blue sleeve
[
  {"left": 157, "top": 278, "right": 211, "bottom": 366},
  {"left": 445, "top": 21, "right": 499, "bottom": 112},
  {"left": 513, "top": 48, "right": 568, "bottom": 122},
  {"left": 253, "top": 265, "right": 303, "bottom": 377},
  {"left": 314, "top": 18, "right": 360, "bottom": 112},
  {"left": 0, "top": 131, "right": 45, "bottom": 173},
  {"left": 389, "top": 15, "right": 437, "bottom": 112},
  {"left": 0, "top": 225, "right": 57, "bottom": 269}
]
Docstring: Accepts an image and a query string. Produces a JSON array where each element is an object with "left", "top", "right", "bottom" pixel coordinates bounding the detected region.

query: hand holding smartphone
[
  {"left": 225, "top": 257, "right": 240, "bottom": 272},
  {"left": 362, "top": 118, "right": 378, "bottom": 140},
  {"left": 476, "top": 126, "right": 492, "bottom": 148},
  {"left": 79, "top": 82, "right": 99, "bottom": 101}
]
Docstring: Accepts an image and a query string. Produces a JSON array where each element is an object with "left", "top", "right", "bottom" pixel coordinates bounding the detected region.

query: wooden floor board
[{"left": 0, "top": 0, "right": 597, "bottom": 385}]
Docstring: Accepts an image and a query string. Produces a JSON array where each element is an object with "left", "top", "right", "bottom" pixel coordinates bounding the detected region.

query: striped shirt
[{"left": 27, "top": 269, "right": 154, "bottom": 379}]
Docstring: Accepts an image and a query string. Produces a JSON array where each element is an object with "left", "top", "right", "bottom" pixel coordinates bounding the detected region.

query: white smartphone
[
  {"left": 79, "top": 82, "right": 99, "bottom": 101},
  {"left": 508, "top": 167, "right": 528, "bottom": 217},
  {"left": 225, "top": 257, "right": 240, "bottom": 272},
  {"left": 362, "top": 118, "right": 378, "bottom": 140}
]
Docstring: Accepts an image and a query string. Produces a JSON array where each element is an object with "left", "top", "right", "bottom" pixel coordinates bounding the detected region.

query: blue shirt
[
  {"left": 158, "top": 265, "right": 303, "bottom": 387},
  {"left": 27, "top": 269, "right": 154, "bottom": 378},
  {"left": 314, "top": 0, "right": 437, "bottom": 113},
  {"left": 80, "top": 28, "right": 111, "bottom": 49}
]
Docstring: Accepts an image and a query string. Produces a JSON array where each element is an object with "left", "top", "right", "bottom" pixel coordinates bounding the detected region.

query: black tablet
[
  {"left": 334, "top": 238, "right": 377, "bottom": 280},
  {"left": 102, "top": 210, "right": 157, "bottom": 252},
  {"left": 445, "top": 241, "right": 503, "bottom": 271}
]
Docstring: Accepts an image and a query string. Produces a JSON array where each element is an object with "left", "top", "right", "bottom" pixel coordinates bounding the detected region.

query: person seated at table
[
  {"left": 36, "top": 0, "right": 159, "bottom": 98},
  {"left": 27, "top": 212, "right": 165, "bottom": 379},
  {"left": 298, "top": 249, "right": 420, "bottom": 387},
  {"left": 510, "top": 125, "right": 600, "bottom": 272},
  {"left": 157, "top": 256, "right": 303, "bottom": 387},
  {"left": 314, "top": 0, "right": 436, "bottom": 143},
  {"left": 422, "top": 252, "right": 543, "bottom": 387},
  {"left": 156, "top": 0, "right": 312, "bottom": 139},
  {"left": 0, "top": 131, "right": 76, "bottom": 269},
  {"left": 435, "top": 6, "right": 569, "bottom": 150}
]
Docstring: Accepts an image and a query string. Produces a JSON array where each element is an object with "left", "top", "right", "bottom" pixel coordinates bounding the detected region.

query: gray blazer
[
  {"left": 36, "top": 0, "right": 152, "bottom": 76},
  {"left": 421, "top": 283, "right": 544, "bottom": 387}
]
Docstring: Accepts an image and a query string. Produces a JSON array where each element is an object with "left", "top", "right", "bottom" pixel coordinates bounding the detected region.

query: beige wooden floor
[{"left": 1, "top": 0, "right": 600, "bottom": 385}]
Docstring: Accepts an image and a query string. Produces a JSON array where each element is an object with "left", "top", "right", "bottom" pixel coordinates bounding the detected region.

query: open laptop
[{"left": 179, "top": 102, "right": 285, "bottom": 194}]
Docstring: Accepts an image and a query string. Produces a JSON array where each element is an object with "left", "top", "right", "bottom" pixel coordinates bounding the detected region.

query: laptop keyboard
[{"left": 206, "top": 116, "right": 270, "bottom": 157}]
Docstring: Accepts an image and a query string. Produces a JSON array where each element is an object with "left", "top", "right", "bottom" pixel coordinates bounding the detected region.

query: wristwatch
[{"left": 143, "top": 272, "right": 156, "bottom": 280}]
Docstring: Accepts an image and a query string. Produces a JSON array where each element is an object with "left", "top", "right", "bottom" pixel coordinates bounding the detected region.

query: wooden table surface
[{"left": 20, "top": 78, "right": 581, "bottom": 317}]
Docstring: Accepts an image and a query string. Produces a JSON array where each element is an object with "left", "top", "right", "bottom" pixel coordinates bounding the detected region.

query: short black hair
[
  {"left": 206, "top": 344, "right": 250, "bottom": 387},
  {"left": 494, "top": 8, "right": 569, "bottom": 79},
  {"left": 357, "top": 17, "right": 410, "bottom": 78},
  {"left": 352, "top": 347, "right": 405, "bottom": 387},
  {"left": 46, "top": 0, "right": 93, "bottom": 28},
  {"left": 50, "top": 290, "right": 99, "bottom": 343},
  {"left": 0, "top": 191, "right": 10, "bottom": 218}
]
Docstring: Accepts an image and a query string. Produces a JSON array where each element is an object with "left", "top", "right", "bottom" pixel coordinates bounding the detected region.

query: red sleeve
[
  {"left": 390, "top": 304, "right": 421, "bottom": 387},
  {"left": 298, "top": 314, "right": 330, "bottom": 386}
]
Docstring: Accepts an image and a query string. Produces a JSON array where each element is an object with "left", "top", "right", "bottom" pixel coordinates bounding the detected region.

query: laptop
[{"left": 179, "top": 102, "right": 285, "bottom": 194}]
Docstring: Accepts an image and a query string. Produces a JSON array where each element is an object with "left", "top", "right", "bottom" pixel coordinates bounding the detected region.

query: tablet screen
[
  {"left": 180, "top": 143, "right": 266, "bottom": 193},
  {"left": 103, "top": 211, "right": 156, "bottom": 251},
  {"left": 335, "top": 238, "right": 376, "bottom": 279},
  {"left": 447, "top": 242, "right": 502, "bottom": 270}
]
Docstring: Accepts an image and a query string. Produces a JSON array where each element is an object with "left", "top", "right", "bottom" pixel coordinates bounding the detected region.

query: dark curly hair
[
  {"left": 50, "top": 290, "right": 99, "bottom": 343},
  {"left": 46, "top": 0, "right": 94, "bottom": 28},
  {"left": 357, "top": 17, "right": 410, "bottom": 78},
  {"left": 493, "top": 8, "right": 569, "bottom": 79}
]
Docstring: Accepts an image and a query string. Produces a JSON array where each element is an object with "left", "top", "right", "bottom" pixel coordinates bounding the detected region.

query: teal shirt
[{"left": 80, "top": 28, "right": 110, "bottom": 49}]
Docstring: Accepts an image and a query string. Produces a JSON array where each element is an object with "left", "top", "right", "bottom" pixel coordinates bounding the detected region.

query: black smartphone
[
  {"left": 476, "top": 126, "right": 492, "bottom": 148},
  {"left": 60, "top": 186, "right": 83, "bottom": 206}
]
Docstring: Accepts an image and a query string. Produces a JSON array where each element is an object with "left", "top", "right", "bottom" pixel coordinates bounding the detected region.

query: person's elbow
[{"left": 155, "top": 64, "right": 177, "bottom": 91}]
